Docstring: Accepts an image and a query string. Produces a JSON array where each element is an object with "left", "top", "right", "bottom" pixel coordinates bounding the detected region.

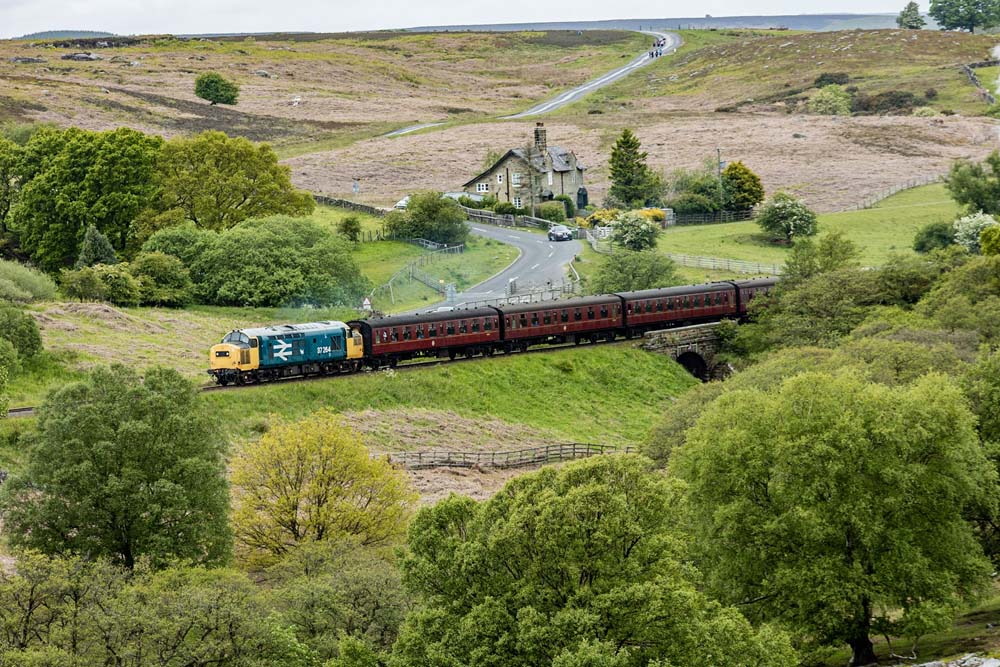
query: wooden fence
[
  {"left": 844, "top": 174, "right": 944, "bottom": 211},
  {"left": 369, "top": 244, "right": 464, "bottom": 304},
  {"left": 672, "top": 209, "right": 756, "bottom": 226},
  {"left": 664, "top": 253, "right": 784, "bottom": 275},
  {"left": 378, "top": 443, "right": 637, "bottom": 470},
  {"left": 460, "top": 205, "right": 547, "bottom": 228}
]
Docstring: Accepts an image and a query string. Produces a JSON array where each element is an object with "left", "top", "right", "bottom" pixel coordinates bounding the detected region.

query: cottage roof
[{"left": 462, "top": 146, "right": 584, "bottom": 187}]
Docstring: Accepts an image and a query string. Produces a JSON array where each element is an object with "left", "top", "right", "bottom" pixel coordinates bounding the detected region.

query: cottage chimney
[{"left": 534, "top": 122, "right": 547, "bottom": 153}]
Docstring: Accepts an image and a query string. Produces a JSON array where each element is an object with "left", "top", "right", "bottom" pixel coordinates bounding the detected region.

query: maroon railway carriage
[
  {"left": 616, "top": 283, "right": 740, "bottom": 334},
  {"left": 497, "top": 295, "right": 624, "bottom": 349},
  {"left": 348, "top": 307, "right": 500, "bottom": 367},
  {"left": 732, "top": 278, "right": 777, "bottom": 316}
]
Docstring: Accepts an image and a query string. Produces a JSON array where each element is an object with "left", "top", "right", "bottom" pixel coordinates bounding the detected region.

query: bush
[
  {"left": 586, "top": 208, "right": 619, "bottom": 226},
  {"left": 953, "top": 212, "right": 999, "bottom": 254},
  {"left": 75, "top": 225, "right": 117, "bottom": 268},
  {"left": 913, "top": 106, "right": 939, "bottom": 117},
  {"left": 637, "top": 208, "right": 666, "bottom": 223},
  {"left": 722, "top": 160, "right": 765, "bottom": 211},
  {"left": 337, "top": 215, "right": 362, "bottom": 244},
  {"left": 194, "top": 72, "right": 239, "bottom": 105},
  {"left": 93, "top": 264, "right": 142, "bottom": 307},
  {"left": 141, "top": 223, "right": 217, "bottom": 268},
  {"left": 666, "top": 192, "right": 720, "bottom": 214},
  {"left": 612, "top": 211, "right": 660, "bottom": 251},
  {"left": 913, "top": 221, "right": 955, "bottom": 253},
  {"left": 809, "top": 85, "right": 852, "bottom": 116},
  {"left": 925, "top": 88, "right": 938, "bottom": 100},
  {"left": 384, "top": 192, "right": 469, "bottom": 245},
  {"left": 537, "top": 201, "right": 567, "bottom": 223},
  {"left": 60, "top": 266, "right": 106, "bottom": 302},
  {"left": 0, "top": 337, "right": 20, "bottom": 377},
  {"left": 0, "top": 259, "right": 55, "bottom": 303},
  {"left": 0, "top": 305, "right": 42, "bottom": 358},
  {"left": 554, "top": 194, "right": 576, "bottom": 219},
  {"left": 982, "top": 226, "right": 1000, "bottom": 256},
  {"left": 814, "top": 72, "right": 850, "bottom": 87},
  {"left": 129, "top": 252, "right": 194, "bottom": 307},
  {"left": 853, "top": 90, "right": 921, "bottom": 114},
  {"left": 493, "top": 202, "right": 518, "bottom": 215},
  {"left": 756, "top": 192, "right": 818, "bottom": 242}
]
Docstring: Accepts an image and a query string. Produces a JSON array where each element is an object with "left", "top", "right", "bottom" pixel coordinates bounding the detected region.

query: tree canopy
[
  {"left": 898, "top": 0, "right": 928, "bottom": 26},
  {"left": 608, "top": 129, "right": 661, "bottom": 208},
  {"left": 395, "top": 454, "right": 797, "bottom": 667},
  {"left": 194, "top": 71, "right": 240, "bottom": 105},
  {"left": 946, "top": 151, "right": 1000, "bottom": 214},
  {"left": 929, "top": 0, "right": 1000, "bottom": 30},
  {"left": 589, "top": 249, "right": 678, "bottom": 294},
  {"left": 611, "top": 211, "right": 660, "bottom": 251},
  {"left": 671, "top": 372, "right": 995, "bottom": 666},
  {"left": 384, "top": 191, "right": 469, "bottom": 245},
  {"left": 722, "top": 160, "right": 765, "bottom": 211},
  {"left": 231, "top": 412, "right": 416, "bottom": 567},
  {"left": 1, "top": 365, "right": 231, "bottom": 569},
  {"left": 755, "top": 192, "right": 817, "bottom": 242}
]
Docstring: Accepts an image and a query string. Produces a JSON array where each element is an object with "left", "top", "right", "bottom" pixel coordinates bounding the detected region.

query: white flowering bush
[
  {"left": 612, "top": 211, "right": 661, "bottom": 251},
  {"left": 756, "top": 192, "right": 818, "bottom": 242},
  {"left": 808, "top": 85, "right": 852, "bottom": 116},
  {"left": 952, "top": 212, "right": 999, "bottom": 254}
]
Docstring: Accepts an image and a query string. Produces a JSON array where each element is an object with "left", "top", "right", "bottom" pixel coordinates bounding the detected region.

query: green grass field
[
  {"left": 657, "top": 183, "right": 960, "bottom": 268},
  {"left": 203, "top": 344, "right": 696, "bottom": 445}
]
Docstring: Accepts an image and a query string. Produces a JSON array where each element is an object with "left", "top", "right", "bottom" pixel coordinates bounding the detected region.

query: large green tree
[
  {"left": 12, "top": 127, "right": 162, "bottom": 270},
  {"left": 671, "top": 373, "right": 995, "bottom": 666},
  {"left": 946, "top": 151, "right": 1000, "bottom": 215},
  {"left": 394, "top": 455, "right": 798, "bottom": 667},
  {"left": 722, "top": 160, "right": 765, "bottom": 211},
  {"left": 755, "top": 192, "right": 817, "bottom": 242},
  {"left": 589, "top": 249, "right": 677, "bottom": 293},
  {"left": 929, "top": 0, "right": 1000, "bottom": 30},
  {"left": 608, "top": 129, "right": 660, "bottom": 208},
  {"left": 0, "top": 136, "right": 22, "bottom": 234},
  {"left": 384, "top": 191, "right": 469, "bottom": 245},
  {"left": 897, "top": 0, "right": 928, "bottom": 27},
  {"left": 0, "top": 365, "right": 231, "bottom": 569},
  {"left": 148, "top": 130, "right": 314, "bottom": 233}
]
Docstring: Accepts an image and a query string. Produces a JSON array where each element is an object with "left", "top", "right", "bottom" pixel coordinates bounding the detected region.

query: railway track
[{"left": 6, "top": 337, "right": 637, "bottom": 418}]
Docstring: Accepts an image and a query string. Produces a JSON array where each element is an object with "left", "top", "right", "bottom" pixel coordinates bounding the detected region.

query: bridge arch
[{"left": 676, "top": 351, "right": 709, "bottom": 381}]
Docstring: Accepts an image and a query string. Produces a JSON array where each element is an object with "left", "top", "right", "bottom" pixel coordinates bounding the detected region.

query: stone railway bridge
[{"left": 641, "top": 323, "right": 726, "bottom": 381}]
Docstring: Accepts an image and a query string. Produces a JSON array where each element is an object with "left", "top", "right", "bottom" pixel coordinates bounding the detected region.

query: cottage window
[
  {"left": 511, "top": 173, "right": 522, "bottom": 186},
  {"left": 547, "top": 171, "right": 553, "bottom": 186},
  {"left": 512, "top": 197, "right": 522, "bottom": 209},
  {"left": 496, "top": 173, "right": 504, "bottom": 184},
  {"left": 476, "top": 182, "right": 489, "bottom": 193}
]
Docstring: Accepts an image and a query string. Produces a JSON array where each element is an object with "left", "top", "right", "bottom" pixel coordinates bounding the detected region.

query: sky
[{"left": 0, "top": 0, "right": 904, "bottom": 39}]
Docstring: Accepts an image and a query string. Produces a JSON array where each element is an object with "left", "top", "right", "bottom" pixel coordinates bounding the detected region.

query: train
[{"left": 208, "top": 278, "right": 777, "bottom": 385}]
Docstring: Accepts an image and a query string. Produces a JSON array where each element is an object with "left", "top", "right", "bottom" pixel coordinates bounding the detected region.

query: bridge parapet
[{"left": 642, "top": 323, "right": 726, "bottom": 380}]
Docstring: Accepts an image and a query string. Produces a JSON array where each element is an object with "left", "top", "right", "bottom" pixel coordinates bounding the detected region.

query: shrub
[
  {"left": 194, "top": 72, "right": 239, "bottom": 105},
  {"left": 75, "top": 225, "right": 117, "bottom": 268},
  {"left": 953, "top": 212, "right": 999, "bottom": 254},
  {"left": 853, "top": 90, "right": 921, "bottom": 114},
  {"left": 612, "top": 211, "right": 660, "bottom": 251},
  {"left": 981, "top": 226, "right": 1000, "bottom": 256},
  {"left": 925, "top": 88, "right": 938, "bottom": 100},
  {"left": 0, "top": 337, "right": 19, "bottom": 377},
  {"left": 637, "top": 208, "right": 666, "bottom": 223},
  {"left": 586, "top": 208, "right": 619, "bottom": 226},
  {"left": 913, "top": 106, "right": 939, "bottom": 117},
  {"left": 666, "top": 192, "right": 720, "bottom": 214},
  {"left": 141, "top": 223, "right": 217, "bottom": 268},
  {"left": 722, "top": 160, "right": 766, "bottom": 211},
  {"left": 93, "top": 263, "right": 142, "bottom": 307},
  {"left": 337, "top": 215, "right": 362, "bottom": 244},
  {"left": 0, "top": 305, "right": 42, "bottom": 358},
  {"left": 809, "top": 85, "right": 852, "bottom": 116},
  {"left": 493, "top": 202, "right": 518, "bottom": 215},
  {"left": 384, "top": 192, "right": 469, "bottom": 245},
  {"left": 913, "top": 221, "right": 955, "bottom": 253},
  {"left": 60, "top": 266, "right": 106, "bottom": 302},
  {"left": 814, "top": 72, "right": 850, "bottom": 87},
  {"left": 756, "top": 192, "right": 818, "bottom": 242},
  {"left": 0, "top": 260, "right": 55, "bottom": 303},
  {"left": 129, "top": 252, "right": 194, "bottom": 307},
  {"left": 537, "top": 201, "right": 567, "bottom": 223},
  {"left": 554, "top": 194, "right": 576, "bottom": 219}
]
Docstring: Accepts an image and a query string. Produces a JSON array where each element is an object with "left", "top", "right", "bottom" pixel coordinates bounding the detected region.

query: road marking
[
  {"left": 548, "top": 244, "right": 554, "bottom": 249},
  {"left": 530, "top": 263, "right": 540, "bottom": 270},
  {"left": 536, "top": 240, "right": 543, "bottom": 244},
  {"left": 547, "top": 252, "right": 554, "bottom": 258},
  {"left": 507, "top": 234, "right": 519, "bottom": 239}
]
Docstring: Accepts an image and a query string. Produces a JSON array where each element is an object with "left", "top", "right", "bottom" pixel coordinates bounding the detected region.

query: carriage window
[
  {"left": 459, "top": 321, "right": 468, "bottom": 334},
  {"left": 724, "top": 293, "right": 730, "bottom": 303},
  {"left": 471, "top": 320, "right": 480, "bottom": 332},
  {"left": 531, "top": 314, "right": 539, "bottom": 326},
  {"left": 587, "top": 308, "right": 595, "bottom": 320},
  {"left": 683, "top": 297, "right": 690, "bottom": 308},
  {"left": 656, "top": 300, "right": 663, "bottom": 312},
  {"left": 627, "top": 304, "right": 633, "bottom": 314},
  {"left": 417, "top": 326, "right": 425, "bottom": 339},
  {"left": 601, "top": 305, "right": 608, "bottom": 318},
  {"left": 715, "top": 293, "right": 722, "bottom": 305},
  {"left": 403, "top": 327, "right": 412, "bottom": 340},
  {"left": 645, "top": 301, "right": 653, "bottom": 313},
  {"left": 429, "top": 324, "right": 437, "bottom": 337},
  {"left": 484, "top": 319, "right": 492, "bottom": 331},
  {"left": 574, "top": 309, "right": 582, "bottom": 321},
  {"left": 447, "top": 322, "right": 456, "bottom": 335},
  {"left": 543, "top": 313, "right": 551, "bottom": 325},
  {"left": 506, "top": 317, "right": 512, "bottom": 329},
  {"left": 694, "top": 296, "right": 701, "bottom": 307},
  {"left": 390, "top": 329, "right": 399, "bottom": 341},
  {"left": 520, "top": 315, "right": 528, "bottom": 328},
  {"left": 561, "top": 310, "right": 569, "bottom": 323},
  {"left": 616, "top": 304, "right": 621, "bottom": 315}
]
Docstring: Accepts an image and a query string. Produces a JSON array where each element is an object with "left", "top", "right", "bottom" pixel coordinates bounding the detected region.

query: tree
[
  {"left": 231, "top": 412, "right": 417, "bottom": 567},
  {"left": 385, "top": 192, "right": 469, "bottom": 245},
  {"left": 782, "top": 231, "right": 860, "bottom": 284},
  {"left": 897, "top": 0, "right": 928, "bottom": 27},
  {"left": 589, "top": 249, "right": 678, "bottom": 293},
  {"left": 74, "top": 225, "right": 117, "bottom": 268},
  {"left": 0, "top": 136, "right": 21, "bottom": 234},
  {"left": 129, "top": 251, "right": 194, "bottom": 307},
  {"left": 671, "top": 373, "right": 995, "bottom": 666},
  {"left": 12, "top": 127, "right": 162, "bottom": 270},
  {"left": 338, "top": 215, "right": 362, "bottom": 244},
  {"left": 914, "top": 220, "right": 956, "bottom": 253},
  {"left": 722, "top": 161, "right": 765, "bottom": 211},
  {"left": 59, "top": 265, "right": 106, "bottom": 302},
  {"left": 946, "top": 151, "right": 1000, "bottom": 214},
  {"left": 929, "top": 0, "right": 1000, "bottom": 31},
  {"left": 538, "top": 201, "right": 567, "bottom": 223},
  {"left": 755, "top": 192, "right": 817, "bottom": 242},
  {"left": 952, "top": 211, "right": 998, "bottom": 253},
  {"left": 0, "top": 365, "right": 231, "bottom": 569},
  {"left": 190, "top": 216, "right": 370, "bottom": 307},
  {"left": 611, "top": 211, "right": 660, "bottom": 251},
  {"left": 91, "top": 263, "right": 142, "bottom": 306},
  {"left": 394, "top": 455, "right": 798, "bottom": 667},
  {"left": 0, "top": 305, "right": 42, "bottom": 358},
  {"left": 981, "top": 225, "right": 1000, "bottom": 255},
  {"left": 608, "top": 129, "right": 660, "bottom": 208},
  {"left": 194, "top": 71, "right": 240, "bottom": 105},
  {"left": 808, "top": 84, "right": 852, "bottom": 115},
  {"left": 149, "top": 131, "right": 315, "bottom": 231}
]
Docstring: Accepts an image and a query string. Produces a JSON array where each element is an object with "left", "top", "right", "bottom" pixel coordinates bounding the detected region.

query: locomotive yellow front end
[{"left": 209, "top": 330, "right": 260, "bottom": 385}]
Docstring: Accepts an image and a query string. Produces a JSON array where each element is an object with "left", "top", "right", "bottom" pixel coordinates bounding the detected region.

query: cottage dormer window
[{"left": 476, "top": 182, "right": 489, "bottom": 193}]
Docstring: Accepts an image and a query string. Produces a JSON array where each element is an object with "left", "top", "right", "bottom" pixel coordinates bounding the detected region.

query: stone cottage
[{"left": 462, "top": 123, "right": 588, "bottom": 212}]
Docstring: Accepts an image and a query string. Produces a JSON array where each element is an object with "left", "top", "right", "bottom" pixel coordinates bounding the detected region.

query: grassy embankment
[{"left": 579, "top": 29, "right": 998, "bottom": 115}]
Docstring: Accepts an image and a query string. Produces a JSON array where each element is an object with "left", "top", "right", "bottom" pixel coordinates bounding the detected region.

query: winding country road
[{"left": 385, "top": 30, "right": 680, "bottom": 136}]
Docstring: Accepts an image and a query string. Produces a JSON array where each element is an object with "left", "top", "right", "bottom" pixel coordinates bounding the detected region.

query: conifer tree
[
  {"left": 897, "top": 1, "right": 927, "bottom": 28},
  {"left": 608, "top": 129, "right": 655, "bottom": 208},
  {"left": 722, "top": 161, "right": 765, "bottom": 211},
  {"left": 74, "top": 225, "right": 117, "bottom": 268}
]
